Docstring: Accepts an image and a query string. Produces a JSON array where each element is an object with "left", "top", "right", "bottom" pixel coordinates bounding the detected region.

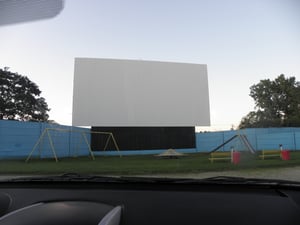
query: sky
[{"left": 1, "top": 0, "right": 300, "bottom": 131}]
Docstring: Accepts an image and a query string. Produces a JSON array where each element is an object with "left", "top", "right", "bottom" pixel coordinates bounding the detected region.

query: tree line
[
  {"left": 0, "top": 68, "right": 49, "bottom": 122},
  {"left": 239, "top": 74, "right": 300, "bottom": 128}
]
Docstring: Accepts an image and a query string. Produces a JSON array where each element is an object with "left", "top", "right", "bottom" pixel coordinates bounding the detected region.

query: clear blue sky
[{"left": 1, "top": 0, "right": 300, "bottom": 130}]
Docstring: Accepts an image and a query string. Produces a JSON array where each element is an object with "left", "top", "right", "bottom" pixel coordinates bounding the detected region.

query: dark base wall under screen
[{"left": 91, "top": 127, "right": 196, "bottom": 150}]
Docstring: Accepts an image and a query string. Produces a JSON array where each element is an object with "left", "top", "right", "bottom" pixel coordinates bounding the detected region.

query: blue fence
[
  {"left": 196, "top": 128, "right": 300, "bottom": 152},
  {"left": 1, "top": 120, "right": 300, "bottom": 159},
  {"left": 0, "top": 120, "right": 90, "bottom": 159}
]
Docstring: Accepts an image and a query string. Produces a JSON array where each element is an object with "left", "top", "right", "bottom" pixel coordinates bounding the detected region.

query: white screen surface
[{"left": 72, "top": 58, "right": 210, "bottom": 126}]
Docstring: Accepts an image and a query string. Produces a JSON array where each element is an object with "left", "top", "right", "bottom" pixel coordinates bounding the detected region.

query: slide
[{"left": 209, "top": 134, "right": 256, "bottom": 154}]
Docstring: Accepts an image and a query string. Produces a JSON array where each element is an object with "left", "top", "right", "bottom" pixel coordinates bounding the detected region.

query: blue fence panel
[
  {"left": 37, "top": 125, "right": 91, "bottom": 158},
  {"left": 39, "top": 128, "right": 70, "bottom": 158},
  {"left": 295, "top": 132, "right": 300, "bottom": 150},
  {"left": 272, "top": 127, "right": 300, "bottom": 134},
  {"left": 223, "top": 130, "right": 237, "bottom": 151},
  {"left": 196, "top": 132, "right": 224, "bottom": 152},
  {"left": 0, "top": 120, "right": 41, "bottom": 158},
  {"left": 242, "top": 129, "right": 258, "bottom": 151},
  {"left": 0, "top": 120, "right": 91, "bottom": 159},
  {"left": 257, "top": 132, "right": 295, "bottom": 150},
  {"left": 196, "top": 129, "right": 257, "bottom": 152},
  {"left": 69, "top": 127, "right": 92, "bottom": 157},
  {"left": 195, "top": 128, "right": 300, "bottom": 152}
]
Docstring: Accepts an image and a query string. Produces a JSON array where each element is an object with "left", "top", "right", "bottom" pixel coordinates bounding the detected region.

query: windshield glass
[{"left": 1, "top": 0, "right": 300, "bottom": 182}]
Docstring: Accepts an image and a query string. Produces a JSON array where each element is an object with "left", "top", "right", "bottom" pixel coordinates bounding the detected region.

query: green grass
[{"left": 0, "top": 151, "right": 300, "bottom": 175}]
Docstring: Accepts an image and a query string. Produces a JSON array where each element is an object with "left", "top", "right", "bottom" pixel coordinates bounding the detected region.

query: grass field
[{"left": 0, "top": 151, "right": 300, "bottom": 175}]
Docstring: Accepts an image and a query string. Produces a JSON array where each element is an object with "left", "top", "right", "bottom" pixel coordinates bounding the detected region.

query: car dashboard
[{"left": 0, "top": 179, "right": 300, "bottom": 225}]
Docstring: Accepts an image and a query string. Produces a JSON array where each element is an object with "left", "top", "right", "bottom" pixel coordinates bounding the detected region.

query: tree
[
  {"left": 0, "top": 68, "right": 50, "bottom": 121},
  {"left": 239, "top": 74, "right": 300, "bottom": 129}
]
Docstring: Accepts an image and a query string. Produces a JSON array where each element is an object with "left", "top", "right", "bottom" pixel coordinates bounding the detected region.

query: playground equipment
[
  {"left": 209, "top": 134, "right": 256, "bottom": 154},
  {"left": 25, "top": 128, "right": 121, "bottom": 162}
]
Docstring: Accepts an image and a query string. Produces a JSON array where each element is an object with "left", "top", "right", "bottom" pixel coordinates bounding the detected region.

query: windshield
[{"left": 0, "top": 0, "right": 300, "bottom": 182}]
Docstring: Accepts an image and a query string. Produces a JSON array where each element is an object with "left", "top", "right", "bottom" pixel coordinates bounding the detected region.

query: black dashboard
[{"left": 0, "top": 181, "right": 299, "bottom": 225}]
